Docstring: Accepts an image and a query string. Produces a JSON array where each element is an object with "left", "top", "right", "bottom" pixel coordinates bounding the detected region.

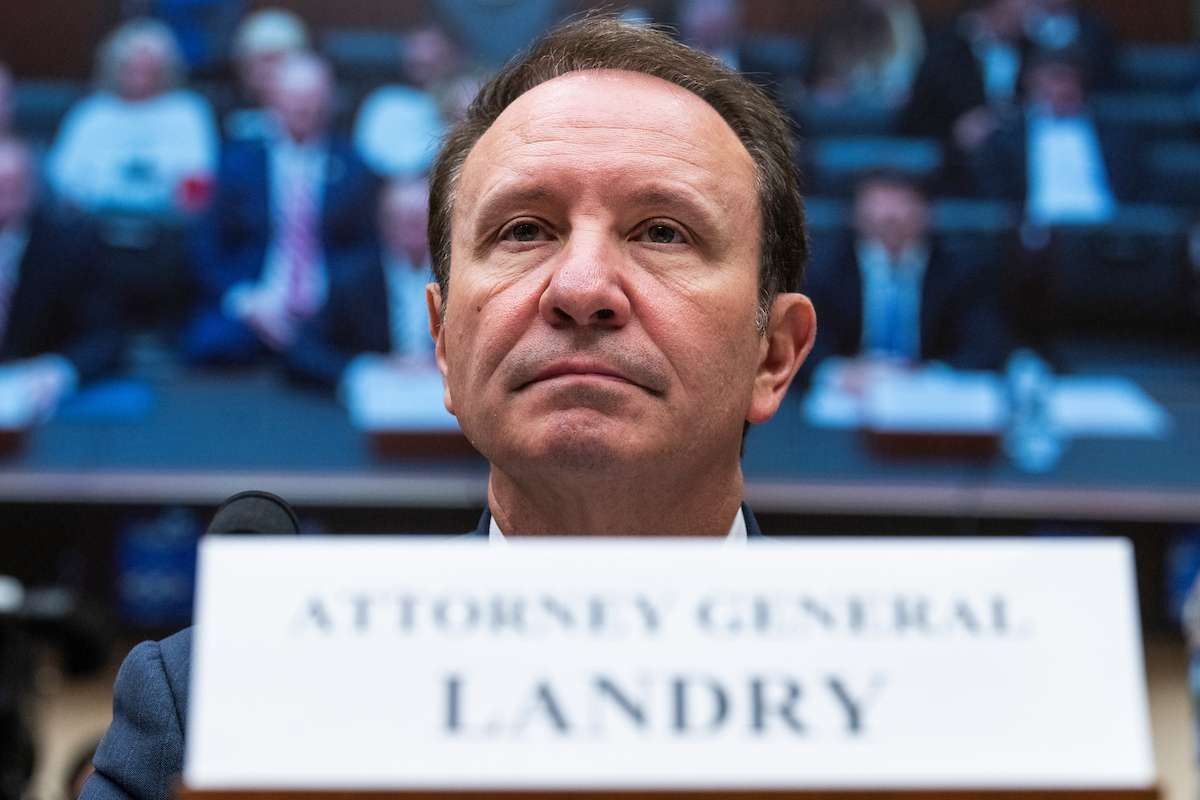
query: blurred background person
[
  {"left": 0, "top": 137, "right": 122, "bottom": 418},
  {"left": 803, "top": 170, "right": 1012, "bottom": 377},
  {"left": 872, "top": 0, "right": 926, "bottom": 104},
  {"left": 804, "top": 1, "right": 898, "bottom": 107},
  {"left": 902, "top": 0, "right": 1031, "bottom": 186},
  {"left": 1024, "top": 0, "right": 1117, "bottom": 89},
  {"left": 46, "top": 18, "right": 218, "bottom": 218},
  {"left": 184, "top": 53, "right": 376, "bottom": 366},
  {"left": 225, "top": 7, "right": 310, "bottom": 141},
  {"left": 353, "top": 24, "right": 460, "bottom": 178},
  {"left": 973, "top": 48, "right": 1137, "bottom": 225},
  {"left": 287, "top": 178, "right": 434, "bottom": 392},
  {"left": 0, "top": 65, "right": 12, "bottom": 138}
]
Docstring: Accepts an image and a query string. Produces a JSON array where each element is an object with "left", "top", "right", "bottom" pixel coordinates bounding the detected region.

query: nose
[{"left": 538, "top": 232, "right": 631, "bottom": 329}]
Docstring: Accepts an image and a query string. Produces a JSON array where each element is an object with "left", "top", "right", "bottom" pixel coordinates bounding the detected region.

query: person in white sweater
[{"left": 47, "top": 18, "right": 218, "bottom": 217}]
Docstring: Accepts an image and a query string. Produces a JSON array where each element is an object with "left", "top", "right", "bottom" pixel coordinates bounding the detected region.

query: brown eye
[
  {"left": 507, "top": 221, "right": 542, "bottom": 242},
  {"left": 646, "top": 224, "right": 681, "bottom": 244}
]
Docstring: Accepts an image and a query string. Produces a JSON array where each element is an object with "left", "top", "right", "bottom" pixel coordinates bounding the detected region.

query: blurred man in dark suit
[
  {"left": 0, "top": 137, "right": 121, "bottom": 417},
  {"left": 286, "top": 177, "right": 435, "bottom": 391},
  {"left": 902, "top": 0, "right": 1031, "bottom": 188},
  {"left": 804, "top": 170, "right": 1011, "bottom": 374},
  {"left": 973, "top": 49, "right": 1137, "bottom": 225},
  {"left": 184, "top": 53, "right": 377, "bottom": 365}
]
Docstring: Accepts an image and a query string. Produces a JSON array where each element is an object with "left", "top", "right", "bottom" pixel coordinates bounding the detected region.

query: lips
[
  {"left": 522, "top": 361, "right": 638, "bottom": 389},
  {"left": 506, "top": 343, "right": 669, "bottom": 396}
]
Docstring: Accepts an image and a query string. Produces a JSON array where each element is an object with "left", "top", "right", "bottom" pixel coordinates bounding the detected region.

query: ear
[
  {"left": 746, "top": 292, "right": 816, "bottom": 424},
  {"left": 425, "top": 282, "right": 456, "bottom": 416}
]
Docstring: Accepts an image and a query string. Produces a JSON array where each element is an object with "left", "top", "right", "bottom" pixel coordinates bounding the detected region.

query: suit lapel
[
  {"left": 742, "top": 503, "right": 765, "bottom": 539},
  {"left": 466, "top": 509, "right": 490, "bottom": 539}
]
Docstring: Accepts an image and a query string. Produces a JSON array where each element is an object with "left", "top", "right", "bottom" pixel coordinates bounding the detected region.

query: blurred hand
[
  {"left": 952, "top": 107, "right": 998, "bottom": 152},
  {"left": 243, "top": 303, "right": 299, "bottom": 351},
  {"left": 229, "top": 286, "right": 300, "bottom": 350}
]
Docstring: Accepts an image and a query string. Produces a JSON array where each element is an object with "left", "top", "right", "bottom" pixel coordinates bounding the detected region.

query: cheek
[
  {"left": 445, "top": 272, "right": 543, "bottom": 388},
  {"left": 634, "top": 275, "right": 761, "bottom": 395}
]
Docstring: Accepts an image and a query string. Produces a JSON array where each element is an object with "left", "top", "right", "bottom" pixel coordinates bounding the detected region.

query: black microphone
[{"left": 206, "top": 490, "right": 301, "bottom": 535}]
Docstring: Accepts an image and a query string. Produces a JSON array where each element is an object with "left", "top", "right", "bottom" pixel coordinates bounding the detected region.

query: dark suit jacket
[
  {"left": 0, "top": 211, "right": 121, "bottom": 380},
  {"left": 81, "top": 505, "right": 764, "bottom": 800},
  {"left": 901, "top": 22, "right": 1029, "bottom": 143},
  {"left": 188, "top": 137, "right": 378, "bottom": 306},
  {"left": 972, "top": 111, "right": 1140, "bottom": 206},
  {"left": 803, "top": 239, "right": 1013, "bottom": 373},
  {"left": 284, "top": 250, "right": 392, "bottom": 389}
]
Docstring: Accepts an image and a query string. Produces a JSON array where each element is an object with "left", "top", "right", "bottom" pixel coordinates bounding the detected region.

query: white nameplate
[{"left": 185, "top": 537, "right": 1154, "bottom": 791}]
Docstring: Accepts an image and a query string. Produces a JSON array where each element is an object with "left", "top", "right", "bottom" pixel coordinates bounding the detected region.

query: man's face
[
  {"left": 117, "top": 39, "right": 167, "bottom": 101},
  {"left": 270, "top": 63, "right": 332, "bottom": 144},
  {"left": 1028, "top": 63, "right": 1086, "bottom": 117},
  {"left": 984, "top": 0, "right": 1031, "bottom": 39},
  {"left": 380, "top": 182, "right": 430, "bottom": 259},
  {"left": 240, "top": 49, "right": 289, "bottom": 103},
  {"left": 430, "top": 70, "right": 775, "bottom": 482},
  {"left": 854, "top": 181, "right": 929, "bottom": 259}
]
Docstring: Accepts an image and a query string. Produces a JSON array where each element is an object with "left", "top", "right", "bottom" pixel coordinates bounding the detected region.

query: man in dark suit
[
  {"left": 0, "top": 137, "right": 121, "bottom": 416},
  {"left": 183, "top": 53, "right": 377, "bottom": 365},
  {"left": 804, "top": 170, "right": 1012, "bottom": 374},
  {"left": 973, "top": 48, "right": 1137, "bottom": 224},
  {"left": 285, "top": 178, "right": 436, "bottom": 391},
  {"left": 901, "top": 0, "right": 1031, "bottom": 190},
  {"left": 84, "top": 18, "right": 813, "bottom": 799}
]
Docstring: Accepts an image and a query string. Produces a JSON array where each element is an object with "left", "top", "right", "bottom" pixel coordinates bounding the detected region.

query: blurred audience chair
[{"left": 1117, "top": 45, "right": 1200, "bottom": 93}]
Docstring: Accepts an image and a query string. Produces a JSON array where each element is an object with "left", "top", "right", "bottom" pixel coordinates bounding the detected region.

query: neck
[{"left": 487, "top": 458, "right": 744, "bottom": 537}]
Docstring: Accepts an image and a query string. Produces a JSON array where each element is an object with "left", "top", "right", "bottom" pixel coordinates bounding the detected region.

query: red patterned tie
[{"left": 282, "top": 168, "right": 319, "bottom": 317}]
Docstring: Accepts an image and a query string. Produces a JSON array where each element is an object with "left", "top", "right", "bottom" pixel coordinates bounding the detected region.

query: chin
[{"left": 506, "top": 413, "right": 646, "bottom": 475}]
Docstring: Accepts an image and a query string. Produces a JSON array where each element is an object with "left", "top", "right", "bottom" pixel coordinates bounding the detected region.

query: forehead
[
  {"left": 125, "top": 34, "right": 169, "bottom": 60},
  {"left": 456, "top": 69, "right": 757, "bottom": 215}
]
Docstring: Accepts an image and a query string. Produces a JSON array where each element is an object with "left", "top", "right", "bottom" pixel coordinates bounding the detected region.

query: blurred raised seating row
[
  {"left": 804, "top": 197, "right": 1194, "bottom": 342},
  {"left": 798, "top": 133, "right": 1200, "bottom": 209}
]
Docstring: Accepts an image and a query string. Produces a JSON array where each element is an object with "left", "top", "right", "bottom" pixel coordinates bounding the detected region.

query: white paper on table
[
  {"left": 0, "top": 366, "right": 39, "bottom": 429},
  {"left": 863, "top": 369, "right": 1006, "bottom": 433},
  {"left": 802, "top": 381, "right": 861, "bottom": 429},
  {"left": 344, "top": 363, "right": 460, "bottom": 433},
  {"left": 1049, "top": 376, "right": 1170, "bottom": 439}
]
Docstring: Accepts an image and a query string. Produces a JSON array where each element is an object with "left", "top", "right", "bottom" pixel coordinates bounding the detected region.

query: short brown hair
[{"left": 427, "top": 15, "right": 806, "bottom": 327}]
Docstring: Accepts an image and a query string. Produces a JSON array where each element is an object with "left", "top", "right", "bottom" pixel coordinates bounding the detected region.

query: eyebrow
[
  {"left": 469, "top": 183, "right": 559, "bottom": 242},
  {"left": 469, "top": 180, "right": 725, "bottom": 242},
  {"left": 622, "top": 186, "right": 723, "bottom": 236}
]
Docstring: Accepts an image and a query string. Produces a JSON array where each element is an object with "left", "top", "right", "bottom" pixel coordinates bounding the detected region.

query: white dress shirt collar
[{"left": 489, "top": 507, "right": 748, "bottom": 545}]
